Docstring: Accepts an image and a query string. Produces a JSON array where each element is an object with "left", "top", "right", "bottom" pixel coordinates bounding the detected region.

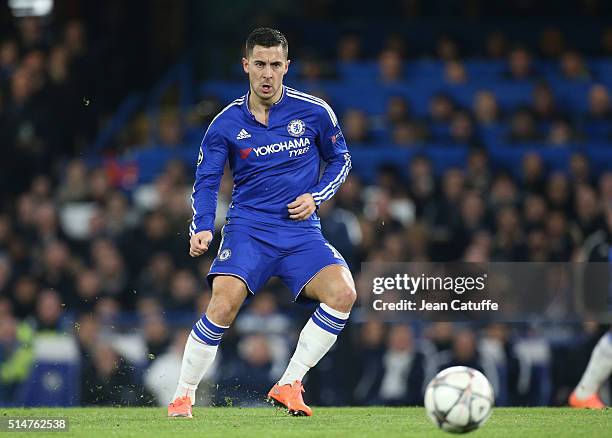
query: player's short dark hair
[{"left": 245, "top": 27, "right": 288, "bottom": 59}]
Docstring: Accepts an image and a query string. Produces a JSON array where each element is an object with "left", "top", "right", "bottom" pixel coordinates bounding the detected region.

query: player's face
[{"left": 242, "top": 45, "right": 289, "bottom": 103}]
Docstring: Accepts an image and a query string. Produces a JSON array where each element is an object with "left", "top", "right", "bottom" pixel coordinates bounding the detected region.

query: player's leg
[
  {"left": 269, "top": 234, "right": 355, "bottom": 416},
  {"left": 569, "top": 329, "right": 612, "bottom": 409},
  {"left": 278, "top": 264, "right": 355, "bottom": 386},
  {"left": 169, "top": 223, "right": 276, "bottom": 417},
  {"left": 169, "top": 275, "right": 248, "bottom": 417}
]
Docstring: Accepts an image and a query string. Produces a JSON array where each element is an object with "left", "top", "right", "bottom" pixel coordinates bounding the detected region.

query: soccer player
[
  {"left": 168, "top": 27, "right": 356, "bottom": 418},
  {"left": 569, "top": 330, "right": 612, "bottom": 409}
]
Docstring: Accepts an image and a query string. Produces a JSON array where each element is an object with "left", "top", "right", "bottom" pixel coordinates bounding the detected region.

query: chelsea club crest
[{"left": 287, "top": 119, "right": 306, "bottom": 137}]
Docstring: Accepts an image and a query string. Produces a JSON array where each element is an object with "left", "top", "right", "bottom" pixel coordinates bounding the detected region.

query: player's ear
[
  {"left": 284, "top": 59, "right": 290, "bottom": 74},
  {"left": 242, "top": 57, "right": 249, "bottom": 74}
]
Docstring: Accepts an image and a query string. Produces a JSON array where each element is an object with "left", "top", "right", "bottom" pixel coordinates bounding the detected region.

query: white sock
[
  {"left": 173, "top": 333, "right": 219, "bottom": 405},
  {"left": 575, "top": 331, "right": 612, "bottom": 399},
  {"left": 278, "top": 303, "right": 350, "bottom": 386}
]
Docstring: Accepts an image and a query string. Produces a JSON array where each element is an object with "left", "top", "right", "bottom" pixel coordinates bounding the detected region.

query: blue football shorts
[{"left": 207, "top": 219, "right": 348, "bottom": 301}]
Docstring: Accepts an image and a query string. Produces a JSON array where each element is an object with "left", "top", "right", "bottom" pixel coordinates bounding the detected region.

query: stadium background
[{"left": 1, "top": 0, "right": 611, "bottom": 409}]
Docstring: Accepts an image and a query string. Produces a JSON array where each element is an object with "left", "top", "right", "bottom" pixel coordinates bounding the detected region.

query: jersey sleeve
[
  {"left": 309, "top": 105, "right": 352, "bottom": 206},
  {"left": 189, "top": 124, "right": 228, "bottom": 236}
]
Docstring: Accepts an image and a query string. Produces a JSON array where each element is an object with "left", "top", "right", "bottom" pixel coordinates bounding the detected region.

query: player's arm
[
  {"left": 189, "top": 126, "right": 228, "bottom": 256},
  {"left": 288, "top": 107, "right": 351, "bottom": 220},
  {"left": 288, "top": 105, "right": 351, "bottom": 220}
]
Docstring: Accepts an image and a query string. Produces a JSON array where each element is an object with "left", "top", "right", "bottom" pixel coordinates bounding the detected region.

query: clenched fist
[{"left": 189, "top": 230, "right": 213, "bottom": 257}]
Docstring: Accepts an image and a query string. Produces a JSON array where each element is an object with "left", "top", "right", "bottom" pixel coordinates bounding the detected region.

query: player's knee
[
  {"left": 207, "top": 299, "right": 239, "bottom": 325},
  {"left": 326, "top": 284, "right": 356, "bottom": 312}
]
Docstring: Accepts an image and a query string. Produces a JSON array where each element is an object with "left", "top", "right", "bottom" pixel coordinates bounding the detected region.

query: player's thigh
[
  {"left": 207, "top": 225, "right": 277, "bottom": 295},
  {"left": 206, "top": 275, "right": 249, "bottom": 325},
  {"left": 302, "top": 264, "right": 356, "bottom": 311},
  {"left": 277, "top": 233, "right": 354, "bottom": 306}
]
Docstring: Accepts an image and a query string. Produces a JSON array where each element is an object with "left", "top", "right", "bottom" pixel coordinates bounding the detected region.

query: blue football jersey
[{"left": 190, "top": 86, "right": 351, "bottom": 236}]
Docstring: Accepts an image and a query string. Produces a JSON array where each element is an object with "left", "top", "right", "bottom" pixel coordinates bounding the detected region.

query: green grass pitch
[{"left": 1, "top": 407, "right": 610, "bottom": 437}]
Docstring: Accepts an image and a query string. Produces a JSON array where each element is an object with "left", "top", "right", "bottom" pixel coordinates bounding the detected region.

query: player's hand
[
  {"left": 189, "top": 230, "right": 213, "bottom": 257},
  {"left": 288, "top": 193, "right": 316, "bottom": 221}
]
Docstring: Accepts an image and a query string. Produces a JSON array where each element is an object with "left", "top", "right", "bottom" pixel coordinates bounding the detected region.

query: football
[{"left": 424, "top": 366, "right": 494, "bottom": 434}]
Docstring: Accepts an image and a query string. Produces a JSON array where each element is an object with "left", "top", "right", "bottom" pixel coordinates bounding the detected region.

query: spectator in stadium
[
  {"left": 449, "top": 110, "right": 481, "bottom": 146},
  {"left": 143, "top": 313, "right": 171, "bottom": 361},
  {"left": 37, "top": 240, "right": 73, "bottom": 297},
  {"left": 581, "top": 84, "right": 612, "bottom": 141},
  {"left": 157, "top": 110, "right": 184, "bottom": 148},
  {"left": 11, "top": 276, "right": 38, "bottom": 320},
  {"left": 354, "top": 324, "right": 426, "bottom": 406},
  {"left": 428, "top": 168, "right": 467, "bottom": 259},
  {"left": 598, "top": 171, "right": 612, "bottom": 205},
  {"left": 385, "top": 95, "right": 410, "bottom": 127},
  {"left": 341, "top": 109, "right": 371, "bottom": 144},
  {"left": 392, "top": 120, "right": 427, "bottom": 146},
  {"left": 569, "top": 153, "right": 593, "bottom": 187},
  {"left": 337, "top": 34, "right": 362, "bottom": 63},
  {"left": 523, "top": 194, "right": 548, "bottom": 232},
  {"left": 504, "top": 45, "right": 537, "bottom": 80},
  {"left": 491, "top": 206, "right": 525, "bottom": 261},
  {"left": 81, "top": 343, "right": 153, "bottom": 406},
  {"left": 90, "top": 238, "right": 130, "bottom": 301},
  {"left": 458, "top": 191, "right": 488, "bottom": 242},
  {"left": 479, "top": 323, "right": 520, "bottom": 405},
  {"left": 484, "top": 31, "right": 508, "bottom": 59},
  {"left": 318, "top": 198, "right": 362, "bottom": 271},
  {"left": 521, "top": 153, "right": 546, "bottom": 195},
  {"left": 0, "top": 39, "right": 18, "bottom": 80},
  {"left": 35, "top": 289, "right": 68, "bottom": 333},
  {"left": 0, "top": 313, "right": 34, "bottom": 404},
  {"left": 545, "top": 210, "right": 574, "bottom": 261},
  {"left": 473, "top": 90, "right": 501, "bottom": 126},
  {"left": 507, "top": 108, "right": 542, "bottom": 143},
  {"left": 407, "top": 155, "right": 436, "bottom": 218},
  {"left": 489, "top": 172, "right": 520, "bottom": 210},
  {"left": 71, "top": 269, "right": 102, "bottom": 315},
  {"left": 532, "top": 82, "right": 562, "bottom": 123},
  {"left": 444, "top": 60, "right": 468, "bottom": 84},
  {"left": 547, "top": 117, "right": 578, "bottom": 146},
  {"left": 216, "top": 334, "right": 276, "bottom": 407},
  {"left": 436, "top": 35, "right": 460, "bottom": 61},
  {"left": 585, "top": 84, "right": 611, "bottom": 121},
  {"left": 573, "top": 184, "right": 606, "bottom": 241},
  {"left": 428, "top": 93, "right": 455, "bottom": 125},
  {"left": 465, "top": 148, "right": 491, "bottom": 192},
  {"left": 57, "top": 159, "right": 90, "bottom": 203},
  {"left": 438, "top": 329, "right": 499, "bottom": 395},
  {"left": 546, "top": 172, "right": 572, "bottom": 215},
  {"left": 378, "top": 48, "right": 403, "bottom": 83},
  {"left": 560, "top": 50, "right": 591, "bottom": 82},
  {"left": 353, "top": 320, "right": 386, "bottom": 404},
  {"left": 136, "top": 252, "right": 175, "bottom": 300},
  {"left": 165, "top": 270, "right": 199, "bottom": 313},
  {"left": 539, "top": 27, "right": 565, "bottom": 58}
]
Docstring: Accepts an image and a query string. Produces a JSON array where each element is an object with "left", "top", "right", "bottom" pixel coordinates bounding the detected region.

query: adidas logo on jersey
[{"left": 236, "top": 129, "right": 251, "bottom": 140}]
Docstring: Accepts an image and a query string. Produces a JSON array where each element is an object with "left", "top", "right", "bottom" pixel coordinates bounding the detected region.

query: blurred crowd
[{"left": 1, "top": 11, "right": 611, "bottom": 408}]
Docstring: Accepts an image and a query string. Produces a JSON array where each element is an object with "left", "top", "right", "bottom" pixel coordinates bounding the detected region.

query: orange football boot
[
  {"left": 168, "top": 396, "right": 193, "bottom": 418},
  {"left": 569, "top": 391, "right": 605, "bottom": 409},
  {"left": 267, "top": 380, "right": 313, "bottom": 416}
]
